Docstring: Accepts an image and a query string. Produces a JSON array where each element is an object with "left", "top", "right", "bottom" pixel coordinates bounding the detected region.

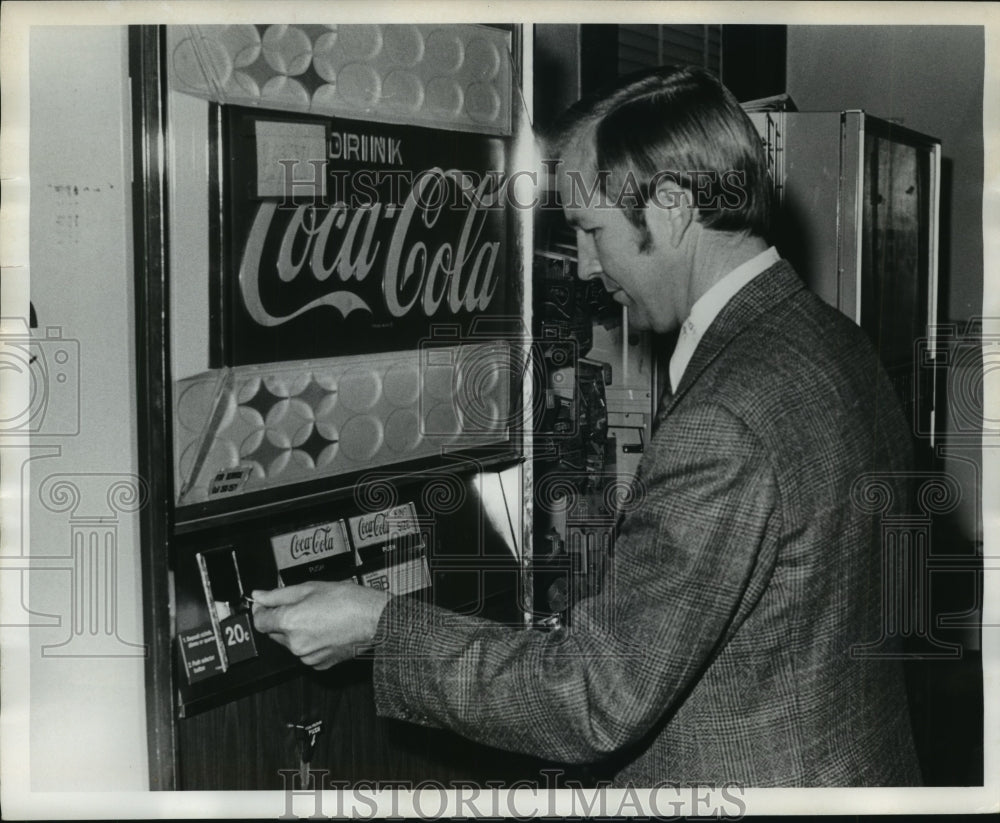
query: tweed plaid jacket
[{"left": 372, "top": 260, "right": 922, "bottom": 786}]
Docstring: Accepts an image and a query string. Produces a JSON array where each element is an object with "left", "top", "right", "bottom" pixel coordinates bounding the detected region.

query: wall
[
  {"left": 533, "top": 24, "right": 580, "bottom": 134},
  {"left": 787, "top": 25, "right": 985, "bottom": 544},
  {"left": 26, "top": 26, "right": 148, "bottom": 790},
  {"left": 787, "top": 25, "right": 984, "bottom": 321}
]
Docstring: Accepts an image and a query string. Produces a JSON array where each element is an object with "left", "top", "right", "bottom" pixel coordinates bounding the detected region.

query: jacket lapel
[{"left": 658, "top": 260, "right": 805, "bottom": 420}]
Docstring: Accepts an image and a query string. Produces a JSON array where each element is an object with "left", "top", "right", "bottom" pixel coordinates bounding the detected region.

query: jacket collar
[{"left": 657, "top": 259, "right": 805, "bottom": 416}]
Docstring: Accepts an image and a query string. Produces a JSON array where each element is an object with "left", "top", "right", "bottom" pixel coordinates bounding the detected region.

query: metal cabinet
[
  {"left": 749, "top": 110, "right": 941, "bottom": 443},
  {"left": 130, "top": 24, "right": 547, "bottom": 790}
]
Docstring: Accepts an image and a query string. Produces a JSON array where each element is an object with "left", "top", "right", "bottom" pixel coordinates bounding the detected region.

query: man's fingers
[
  {"left": 301, "top": 648, "right": 342, "bottom": 670},
  {"left": 251, "top": 583, "right": 313, "bottom": 608},
  {"left": 248, "top": 580, "right": 377, "bottom": 668},
  {"left": 251, "top": 603, "right": 287, "bottom": 634}
]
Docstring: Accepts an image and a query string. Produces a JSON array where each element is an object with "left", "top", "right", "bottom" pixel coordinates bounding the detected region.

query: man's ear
[{"left": 647, "top": 179, "right": 693, "bottom": 248}]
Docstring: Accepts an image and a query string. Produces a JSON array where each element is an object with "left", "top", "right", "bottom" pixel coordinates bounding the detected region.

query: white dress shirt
[{"left": 668, "top": 246, "right": 780, "bottom": 393}]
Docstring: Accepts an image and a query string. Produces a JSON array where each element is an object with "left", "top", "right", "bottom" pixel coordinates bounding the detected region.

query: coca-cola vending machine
[{"left": 131, "top": 23, "right": 543, "bottom": 789}]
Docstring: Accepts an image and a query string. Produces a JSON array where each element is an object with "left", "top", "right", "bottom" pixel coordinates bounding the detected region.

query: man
[{"left": 252, "top": 66, "right": 922, "bottom": 786}]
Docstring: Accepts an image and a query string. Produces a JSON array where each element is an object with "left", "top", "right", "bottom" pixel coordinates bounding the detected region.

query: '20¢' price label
[{"left": 219, "top": 612, "right": 258, "bottom": 665}]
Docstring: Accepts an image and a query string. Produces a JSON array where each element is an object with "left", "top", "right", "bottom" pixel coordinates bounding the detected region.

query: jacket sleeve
[{"left": 372, "top": 402, "right": 781, "bottom": 764}]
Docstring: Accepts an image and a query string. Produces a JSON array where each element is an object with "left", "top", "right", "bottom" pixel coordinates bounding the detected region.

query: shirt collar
[{"left": 669, "top": 246, "right": 780, "bottom": 392}]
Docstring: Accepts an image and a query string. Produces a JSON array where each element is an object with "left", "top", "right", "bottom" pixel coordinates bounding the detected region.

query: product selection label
[
  {"left": 348, "top": 503, "right": 420, "bottom": 549},
  {"left": 360, "top": 555, "right": 431, "bottom": 596}
]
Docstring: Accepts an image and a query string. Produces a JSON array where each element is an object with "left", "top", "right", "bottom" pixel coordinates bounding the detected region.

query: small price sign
[{"left": 219, "top": 612, "right": 258, "bottom": 665}]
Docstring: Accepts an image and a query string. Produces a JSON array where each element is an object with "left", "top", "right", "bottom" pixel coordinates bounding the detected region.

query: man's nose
[{"left": 575, "top": 232, "right": 603, "bottom": 281}]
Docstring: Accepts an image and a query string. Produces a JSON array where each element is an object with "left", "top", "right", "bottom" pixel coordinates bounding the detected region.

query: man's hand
[{"left": 251, "top": 581, "right": 389, "bottom": 670}]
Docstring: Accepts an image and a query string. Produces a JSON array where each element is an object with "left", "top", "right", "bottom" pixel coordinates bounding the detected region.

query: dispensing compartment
[{"left": 172, "top": 462, "right": 524, "bottom": 716}]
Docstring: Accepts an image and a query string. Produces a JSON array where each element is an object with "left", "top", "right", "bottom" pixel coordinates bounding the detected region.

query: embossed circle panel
[
  {"left": 173, "top": 37, "right": 233, "bottom": 91},
  {"left": 337, "top": 63, "right": 382, "bottom": 108},
  {"left": 383, "top": 25, "right": 424, "bottom": 67},
  {"left": 384, "top": 409, "right": 423, "bottom": 452},
  {"left": 169, "top": 24, "right": 513, "bottom": 136},
  {"left": 424, "top": 403, "right": 461, "bottom": 443},
  {"left": 340, "top": 415, "right": 383, "bottom": 461},
  {"left": 225, "top": 71, "right": 260, "bottom": 99},
  {"left": 339, "top": 25, "right": 384, "bottom": 60},
  {"left": 190, "top": 438, "right": 240, "bottom": 477},
  {"left": 262, "top": 25, "right": 313, "bottom": 76},
  {"left": 457, "top": 347, "right": 501, "bottom": 394},
  {"left": 423, "top": 361, "right": 457, "bottom": 401},
  {"left": 261, "top": 76, "right": 310, "bottom": 106},
  {"left": 465, "top": 82, "right": 501, "bottom": 123},
  {"left": 315, "top": 418, "right": 339, "bottom": 442},
  {"left": 269, "top": 448, "right": 314, "bottom": 476},
  {"left": 230, "top": 407, "right": 265, "bottom": 456},
  {"left": 236, "top": 376, "right": 262, "bottom": 404},
  {"left": 311, "top": 369, "right": 339, "bottom": 392},
  {"left": 265, "top": 398, "right": 315, "bottom": 447},
  {"left": 312, "top": 31, "right": 341, "bottom": 82},
  {"left": 425, "top": 76, "right": 464, "bottom": 117},
  {"left": 217, "top": 25, "right": 262, "bottom": 68},
  {"left": 177, "top": 379, "right": 230, "bottom": 431},
  {"left": 383, "top": 362, "right": 421, "bottom": 407},
  {"left": 317, "top": 440, "right": 340, "bottom": 467},
  {"left": 313, "top": 391, "right": 339, "bottom": 420},
  {"left": 382, "top": 71, "right": 424, "bottom": 112},
  {"left": 464, "top": 38, "right": 501, "bottom": 81},
  {"left": 339, "top": 368, "right": 382, "bottom": 411},
  {"left": 311, "top": 83, "right": 339, "bottom": 112},
  {"left": 264, "top": 371, "right": 312, "bottom": 398},
  {"left": 424, "top": 29, "right": 464, "bottom": 73}
]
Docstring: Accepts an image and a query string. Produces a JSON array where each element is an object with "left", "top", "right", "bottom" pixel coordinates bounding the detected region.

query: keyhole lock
[{"left": 288, "top": 719, "right": 324, "bottom": 786}]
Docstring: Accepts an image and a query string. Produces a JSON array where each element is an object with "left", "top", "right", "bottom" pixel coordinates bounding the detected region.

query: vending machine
[
  {"left": 130, "top": 23, "right": 544, "bottom": 789},
  {"left": 747, "top": 109, "right": 942, "bottom": 449}
]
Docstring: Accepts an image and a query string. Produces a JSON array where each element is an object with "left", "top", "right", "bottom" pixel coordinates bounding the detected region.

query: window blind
[{"left": 618, "top": 24, "right": 723, "bottom": 76}]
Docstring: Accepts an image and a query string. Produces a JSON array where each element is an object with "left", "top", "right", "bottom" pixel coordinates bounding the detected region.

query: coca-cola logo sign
[
  {"left": 221, "top": 108, "right": 511, "bottom": 365},
  {"left": 269, "top": 519, "right": 350, "bottom": 571},
  {"left": 239, "top": 170, "right": 501, "bottom": 326}
]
